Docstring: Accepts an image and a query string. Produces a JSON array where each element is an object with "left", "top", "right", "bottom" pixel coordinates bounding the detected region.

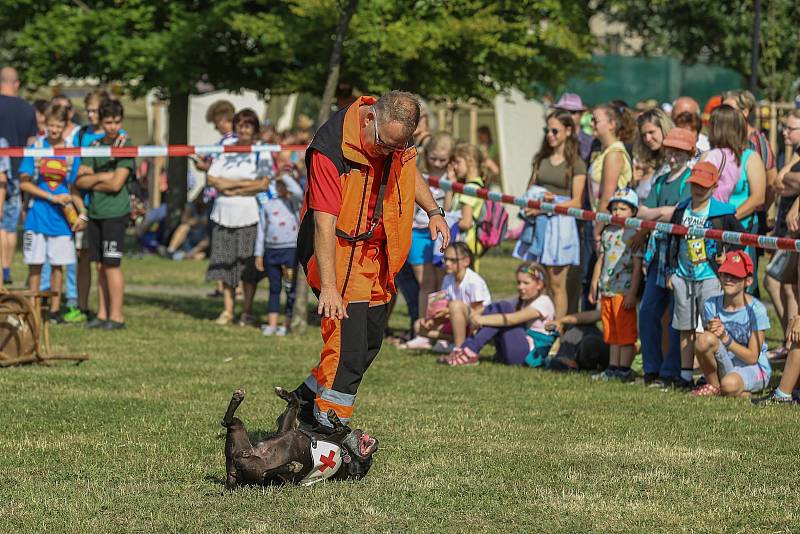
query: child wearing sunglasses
[{"left": 441, "top": 262, "right": 555, "bottom": 366}]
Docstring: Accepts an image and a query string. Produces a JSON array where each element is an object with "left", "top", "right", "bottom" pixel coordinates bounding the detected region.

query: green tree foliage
[
  {"left": 3, "top": 0, "right": 594, "bottom": 102},
  {"left": 602, "top": 0, "right": 800, "bottom": 100}
]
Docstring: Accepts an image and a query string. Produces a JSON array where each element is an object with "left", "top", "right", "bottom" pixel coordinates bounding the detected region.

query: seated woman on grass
[
  {"left": 440, "top": 262, "right": 555, "bottom": 366},
  {"left": 401, "top": 242, "right": 490, "bottom": 353},
  {"left": 692, "top": 251, "right": 771, "bottom": 397}
]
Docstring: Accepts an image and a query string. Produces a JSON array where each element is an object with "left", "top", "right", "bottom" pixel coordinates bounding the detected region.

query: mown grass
[{"left": 0, "top": 250, "right": 798, "bottom": 532}]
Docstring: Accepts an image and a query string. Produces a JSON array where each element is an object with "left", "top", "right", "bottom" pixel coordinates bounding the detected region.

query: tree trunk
[
  {"left": 166, "top": 92, "right": 189, "bottom": 234},
  {"left": 292, "top": 0, "right": 359, "bottom": 333}
]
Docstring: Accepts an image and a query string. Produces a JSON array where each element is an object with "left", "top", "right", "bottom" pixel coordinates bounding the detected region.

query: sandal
[
  {"left": 441, "top": 348, "right": 479, "bottom": 366},
  {"left": 691, "top": 383, "right": 721, "bottom": 397},
  {"left": 215, "top": 310, "right": 234, "bottom": 326}
]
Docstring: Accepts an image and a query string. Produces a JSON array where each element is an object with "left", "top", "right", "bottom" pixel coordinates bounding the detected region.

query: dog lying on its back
[{"left": 221, "top": 388, "right": 378, "bottom": 487}]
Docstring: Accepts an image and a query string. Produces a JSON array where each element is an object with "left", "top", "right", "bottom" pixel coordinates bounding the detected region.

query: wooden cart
[{"left": 0, "top": 290, "right": 89, "bottom": 367}]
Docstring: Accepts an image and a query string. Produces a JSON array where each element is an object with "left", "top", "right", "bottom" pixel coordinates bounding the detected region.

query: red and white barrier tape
[
  {"left": 0, "top": 144, "right": 307, "bottom": 158},
  {"left": 0, "top": 141, "right": 794, "bottom": 253},
  {"left": 428, "top": 176, "right": 800, "bottom": 253}
]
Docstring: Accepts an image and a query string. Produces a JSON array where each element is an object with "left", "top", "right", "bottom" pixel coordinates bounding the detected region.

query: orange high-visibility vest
[{"left": 297, "top": 96, "right": 417, "bottom": 299}]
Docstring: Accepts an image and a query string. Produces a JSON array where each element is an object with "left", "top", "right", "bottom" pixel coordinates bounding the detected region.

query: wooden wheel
[{"left": 0, "top": 292, "right": 40, "bottom": 365}]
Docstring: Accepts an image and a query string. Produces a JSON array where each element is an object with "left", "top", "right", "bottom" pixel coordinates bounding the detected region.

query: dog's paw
[
  {"left": 274, "top": 387, "right": 292, "bottom": 402},
  {"left": 288, "top": 461, "right": 304, "bottom": 473}
]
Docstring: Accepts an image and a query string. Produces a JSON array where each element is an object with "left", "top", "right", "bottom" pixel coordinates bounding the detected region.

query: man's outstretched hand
[{"left": 429, "top": 215, "right": 450, "bottom": 252}]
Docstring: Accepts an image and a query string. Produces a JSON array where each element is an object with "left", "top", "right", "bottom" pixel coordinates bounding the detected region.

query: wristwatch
[{"left": 427, "top": 206, "right": 445, "bottom": 219}]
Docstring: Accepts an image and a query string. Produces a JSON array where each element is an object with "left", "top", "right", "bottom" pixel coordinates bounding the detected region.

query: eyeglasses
[
  {"left": 371, "top": 106, "right": 408, "bottom": 152},
  {"left": 543, "top": 127, "right": 560, "bottom": 136},
  {"left": 786, "top": 126, "right": 800, "bottom": 133}
]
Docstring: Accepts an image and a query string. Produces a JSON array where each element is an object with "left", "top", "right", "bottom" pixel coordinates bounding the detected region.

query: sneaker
[
  {"left": 616, "top": 369, "right": 635, "bottom": 383},
  {"left": 86, "top": 317, "right": 108, "bottom": 329},
  {"left": 591, "top": 369, "right": 616, "bottom": 381},
  {"left": 261, "top": 325, "right": 277, "bottom": 336},
  {"left": 48, "top": 313, "right": 66, "bottom": 325},
  {"left": 643, "top": 372, "right": 659, "bottom": 385},
  {"left": 752, "top": 391, "right": 795, "bottom": 406},
  {"left": 431, "top": 340, "right": 454, "bottom": 354},
  {"left": 102, "top": 320, "right": 127, "bottom": 330},
  {"left": 238, "top": 313, "right": 259, "bottom": 327},
  {"left": 399, "top": 336, "right": 433, "bottom": 350},
  {"left": 275, "top": 326, "right": 288, "bottom": 336},
  {"left": 673, "top": 378, "right": 695, "bottom": 391},
  {"left": 62, "top": 306, "right": 87, "bottom": 324},
  {"left": 649, "top": 377, "right": 673, "bottom": 389}
]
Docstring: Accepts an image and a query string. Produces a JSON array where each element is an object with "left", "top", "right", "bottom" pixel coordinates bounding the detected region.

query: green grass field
[{"left": 1, "top": 251, "right": 799, "bottom": 532}]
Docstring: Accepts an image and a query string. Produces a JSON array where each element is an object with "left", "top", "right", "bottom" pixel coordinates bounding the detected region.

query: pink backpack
[{"left": 476, "top": 199, "right": 509, "bottom": 255}]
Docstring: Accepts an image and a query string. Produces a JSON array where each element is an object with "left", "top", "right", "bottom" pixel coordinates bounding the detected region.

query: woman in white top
[{"left": 205, "top": 109, "right": 272, "bottom": 325}]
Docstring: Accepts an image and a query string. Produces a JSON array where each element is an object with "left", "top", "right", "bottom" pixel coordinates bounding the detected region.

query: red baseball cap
[
  {"left": 686, "top": 161, "right": 720, "bottom": 188},
  {"left": 718, "top": 250, "right": 754, "bottom": 278}
]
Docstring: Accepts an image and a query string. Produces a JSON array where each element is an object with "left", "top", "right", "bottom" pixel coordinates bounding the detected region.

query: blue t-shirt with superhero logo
[
  {"left": 703, "top": 295, "right": 771, "bottom": 372},
  {"left": 18, "top": 138, "right": 78, "bottom": 237}
]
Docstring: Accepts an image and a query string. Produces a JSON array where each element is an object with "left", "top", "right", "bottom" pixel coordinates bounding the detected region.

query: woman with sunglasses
[{"left": 515, "top": 110, "right": 586, "bottom": 319}]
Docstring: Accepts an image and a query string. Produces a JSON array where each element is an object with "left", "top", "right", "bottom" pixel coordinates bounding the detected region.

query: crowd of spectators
[{"left": 2, "top": 62, "right": 800, "bottom": 405}]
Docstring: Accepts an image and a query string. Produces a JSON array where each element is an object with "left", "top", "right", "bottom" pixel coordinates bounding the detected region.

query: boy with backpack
[{"left": 665, "top": 162, "right": 746, "bottom": 389}]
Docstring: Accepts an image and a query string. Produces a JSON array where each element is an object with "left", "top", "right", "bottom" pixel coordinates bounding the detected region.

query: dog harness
[{"left": 299, "top": 440, "right": 344, "bottom": 486}]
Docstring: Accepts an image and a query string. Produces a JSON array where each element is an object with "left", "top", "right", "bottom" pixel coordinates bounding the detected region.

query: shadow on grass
[{"left": 126, "top": 293, "right": 220, "bottom": 321}]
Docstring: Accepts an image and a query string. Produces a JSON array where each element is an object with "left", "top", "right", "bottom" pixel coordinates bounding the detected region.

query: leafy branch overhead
[
  {"left": 603, "top": 0, "right": 800, "bottom": 100},
  {"left": 3, "top": 0, "right": 594, "bottom": 102}
]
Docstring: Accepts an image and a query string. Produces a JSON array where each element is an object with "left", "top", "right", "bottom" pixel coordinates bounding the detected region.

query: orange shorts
[{"left": 601, "top": 294, "right": 638, "bottom": 346}]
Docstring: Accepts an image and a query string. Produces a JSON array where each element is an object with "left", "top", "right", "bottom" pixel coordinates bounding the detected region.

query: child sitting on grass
[
  {"left": 401, "top": 242, "right": 491, "bottom": 352},
  {"left": 254, "top": 176, "right": 301, "bottom": 336},
  {"left": 692, "top": 251, "right": 771, "bottom": 397},
  {"left": 441, "top": 262, "right": 554, "bottom": 366},
  {"left": 589, "top": 187, "right": 643, "bottom": 382}
]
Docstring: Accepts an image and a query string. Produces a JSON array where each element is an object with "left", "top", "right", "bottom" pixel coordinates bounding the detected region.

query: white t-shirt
[
  {"left": 441, "top": 268, "right": 491, "bottom": 305},
  {"left": 523, "top": 295, "right": 555, "bottom": 334},
  {"left": 209, "top": 149, "right": 273, "bottom": 228}
]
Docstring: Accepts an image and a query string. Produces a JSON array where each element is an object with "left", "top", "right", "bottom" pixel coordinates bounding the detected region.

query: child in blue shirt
[
  {"left": 254, "top": 175, "right": 301, "bottom": 336},
  {"left": 666, "top": 162, "right": 746, "bottom": 389},
  {"left": 692, "top": 251, "right": 771, "bottom": 396},
  {"left": 18, "top": 104, "right": 87, "bottom": 319}
]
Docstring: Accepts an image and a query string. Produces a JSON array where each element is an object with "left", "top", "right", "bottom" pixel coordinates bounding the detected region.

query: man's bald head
[
  {"left": 0, "top": 66, "right": 20, "bottom": 96},
  {"left": 672, "top": 96, "right": 700, "bottom": 119},
  {"left": 374, "top": 90, "right": 421, "bottom": 140}
]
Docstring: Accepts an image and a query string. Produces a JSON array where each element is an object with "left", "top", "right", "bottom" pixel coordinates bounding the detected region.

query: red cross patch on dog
[{"left": 299, "top": 441, "right": 342, "bottom": 486}]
